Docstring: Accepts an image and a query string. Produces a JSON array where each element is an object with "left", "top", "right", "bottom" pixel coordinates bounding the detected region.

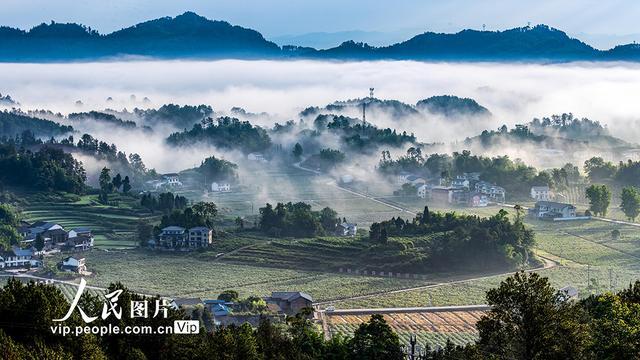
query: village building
[
  {"left": 451, "top": 176, "right": 470, "bottom": 189},
  {"left": 247, "top": 153, "right": 268, "bottom": 162},
  {"left": 416, "top": 184, "right": 432, "bottom": 199},
  {"left": 474, "top": 181, "right": 506, "bottom": 202},
  {"left": 338, "top": 221, "right": 357, "bottom": 236},
  {"left": 531, "top": 186, "right": 552, "bottom": 201},
  {"left": 265, "top": 292, "right": 313, "bottom": 315},
  {"left": 59, "top": 256, "right": 87, "bottom": 273},
  {"left": 188, "top": 227, "right": 214, "bottom": 247},
  {"left": 203, "top": 299, "right": 233, "bottom": 317},
  {"left": 469, "top": 192, "right": 489, "bottom": 207},
  {"left": 0, "top": 247, "right": 41, "bottom": 269},
  {"left": 161, "top": 173, "right": 182, "bottom": 187},
  {"left": 158, "top": 226, "right": 213, "bottom": 249},
  {"left": 211, "top": 182, "right": 231, "bottom": 192},
  {"left": 530, "top": 201, "right": 577, "bottom": 219},
  {"left": 18, "top": 222, "right": 93, "bottom": 252}
]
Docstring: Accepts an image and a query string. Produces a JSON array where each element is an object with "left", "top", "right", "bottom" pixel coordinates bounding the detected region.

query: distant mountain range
[{"left": 2, "top": 12, "right": 640, "bottom": 62}]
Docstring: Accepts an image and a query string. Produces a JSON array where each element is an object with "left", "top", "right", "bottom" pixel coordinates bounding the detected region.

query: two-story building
[
  {"left": 265, "top": 291, "right": 313, "bottom": 316},
  {"left": 474, "top": 181, "right": 506, "bottom": 202},
  {"left": 531, "top": 186, "right": 552, "bottom": 201},
  {"left": 530, "top": 201, "right": 576, "bottom": 219},
  {"left": 0, "top": 247, "right": 41, "bottom": 269},
  {"left": 159, "top": 226, "right": 213, "bottom": 249}
]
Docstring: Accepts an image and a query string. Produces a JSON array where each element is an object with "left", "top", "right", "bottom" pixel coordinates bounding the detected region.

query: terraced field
[
  {"left": 16, "top": 191, "right": 153, "bottom": 249},
  {"left": 325, "top": 309, "right": 484, "bottom": 347}
]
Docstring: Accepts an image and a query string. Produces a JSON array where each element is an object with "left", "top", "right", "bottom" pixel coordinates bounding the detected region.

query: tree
[
  {"left": 99, "top": 167, "right": 113, "bottom": 193},
  {"left": 620, "top": 187, "right": 640, "bottom": 221},
  {"left": 121, "top": 176, "right": 131, "bottom": 194},
  {"left": 348, "top": 314, "right": 404, "bottom": 360},
  {"left": 235, "top": 216, "right": 245, "bottom": 230},
  {"left": 34, "top": 233, "right": 45, "bottom": 252},
  {"left": 319, "top": 207, "right": 339, "bottom": 233},
  {"left": 136, "top": 221, "right": 153, "bottom": 246},
  {"left": 476, "top": 272, "right": 590, "bottom": 360},
  {"left": 111, "top": 173, "right": 122, "bottom": 191},
  {"left": 217, "top": 290, "right": 239, "bottom": 303},
  {"left": 0, "top": 204, "right": 19, "bottom": 227},
  {"left": 292, "top": 142, "right": 303, "bottom": 159},
  {"left": 0, "top": 225, "right": 20, "bottom": 250},
  {"left": 586, "top": 184, "right": 612, "bottom": 216}
]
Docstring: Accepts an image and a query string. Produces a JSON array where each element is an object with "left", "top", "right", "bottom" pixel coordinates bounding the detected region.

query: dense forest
[
  {"left": 68, "top": 111, "right": 137, "bottom": 129},
  {"left": 584, "top": 156, "right": 640, "bottom": 188},
  {"left": 132, "top": 104, "right": 214, "bottom": 129},
  {"left": 0, "top": 110, "right": 73, "bottom": 138},
  {"left": 259, "top": 202, "right": 343, "bottom": 238},
  {"left": 167, "top": 116, "right": 271, "bottom": 153},
  {"left": 368, "top": 207, "right": 534, "bottom": 271},
  {"left": 416, "top": 95, "right": 491, "bottom": 117},
  {"left": 0, "top": 142, "right": 86, "bottom": 194}
]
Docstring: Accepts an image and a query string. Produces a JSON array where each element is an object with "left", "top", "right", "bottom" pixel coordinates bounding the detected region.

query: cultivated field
[{"left": 324, "top": 309, "right": 484, "bottom": 347}]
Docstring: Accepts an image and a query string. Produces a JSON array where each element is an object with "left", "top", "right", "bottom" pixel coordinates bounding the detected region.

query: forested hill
[
  {"left": 3, "top": 14, "right": 640, "bottom": 62},
  {"left": 0, "top": 111, "right": 73, "bottom": 138}
]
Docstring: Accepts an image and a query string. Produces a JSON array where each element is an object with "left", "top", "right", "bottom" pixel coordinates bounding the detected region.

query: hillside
[
  {"left": 0, "top": 111, "right": 73, "bottom": 138},
  {"left": 4, "top": 14, "right": 640, "bottom": 61}
]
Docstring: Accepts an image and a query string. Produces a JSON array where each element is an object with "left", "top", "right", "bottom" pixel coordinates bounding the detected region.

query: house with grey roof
[
  {"left": 530, "top": 201, "right": 576, "bottom": 219},
  {"left": 265, "top": 291, "right": 313, "bottom": 315}
]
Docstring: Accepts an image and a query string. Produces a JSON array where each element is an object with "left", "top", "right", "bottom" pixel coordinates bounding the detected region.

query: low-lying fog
[{"left": 3, "top": 59, "right": 640, "bottom": 172}]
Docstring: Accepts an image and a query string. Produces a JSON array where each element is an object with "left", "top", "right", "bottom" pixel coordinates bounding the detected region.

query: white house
[
  {"left": 60, "top": 256, "right": 87, "bottom": 273},
  {"left": 339, "top": 222, "right": 357, "bottom": 236},
  {"left": 247, "top": 153, "right": 268, "bottom": 163},
  {"left": 475, "top": 181, "right": 506, "bottom": 202},
  {"left": 469, "top": 192, "right": 489, "bottom": 207},
  {"left": 530, "top": 201, "right": 576, "bottom": 219},
  {"left": 417, "top": 184, "right": 432, "bottom": 199},
  {"left": 211, "top": 182, "right": 231, "bottom": 192},
  {"left": 0, "top": 247, "right": 40, "bottom": 269},
  {"left": 451, "top": 177, "right": 470, "bottom": 189},
  {"left": 161, "top": 174, "right": 182, "bottom": 187},
  {"left": 531, "top": 186, "right": 552, "bottom": 201}
]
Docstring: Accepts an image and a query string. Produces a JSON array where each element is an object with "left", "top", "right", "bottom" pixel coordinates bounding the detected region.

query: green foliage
[
  {"left": 0, "top": 143, "right": 86, "bottom": 194},
  {"left": 348, "top": 314, "right": 404, "bottom": 360},
  {"left": 318, "top": 148, "right": 346, "bottom": 169},
  {"left": 476, "top": 272, "right": 591, "bottom": 360},
  {"left": 167, "top": 116, "right": 271, "bottom": 153},
  {"left": 586, "top": 184, "right": 612, "bottom": 216},
  {"left": 293, "top": 142, "right": 303, "bottom": 159},
  {"left": 620, "top": 187, "right": 640, "bottom": 221},
  {"left": 258, "top": 202, "right": 341, "bottom": 238},
  {"left": 217, "top": 289, "right": 239, "bottom": 302},
  {"left": 369, "top": 209, "right": 534, "bottom": 270},
  {"left": 197, "top": 155, "right": 238, "bottom": 182},
  {"left": 0, "top": 111, "right": 72, "bottom": 138}
]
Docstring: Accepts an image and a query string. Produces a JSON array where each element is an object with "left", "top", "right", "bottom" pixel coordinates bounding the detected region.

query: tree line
[
  {"left": 369, "top": 207, "right": 534, "bottom": 271},
  {"left": 258, "top": 202, "right": 343, "bottom": 238}
]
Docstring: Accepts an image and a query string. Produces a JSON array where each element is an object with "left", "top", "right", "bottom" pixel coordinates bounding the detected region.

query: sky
[{"left": 0, "top": 0, "right": 639, "bottom": 49}]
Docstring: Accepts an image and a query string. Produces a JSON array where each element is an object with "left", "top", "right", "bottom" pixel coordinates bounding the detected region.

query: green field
[
  {"left": 327, "top": 218, "right": 640, "bottom": 308},
  {"left": 14, "top": 190, "right": 154, "bottom": 249}
]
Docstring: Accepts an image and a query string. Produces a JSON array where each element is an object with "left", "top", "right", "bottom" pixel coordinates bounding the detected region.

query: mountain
[
  {"left": 0, "top": 12, "right": 279, "bottom": 61},
  {"left": 2, "top": 13, "right": 640, "bottom": 62}
]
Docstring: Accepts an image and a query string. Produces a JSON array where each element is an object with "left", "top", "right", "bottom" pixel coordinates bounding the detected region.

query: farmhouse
[
  {"left": 158, "top": 226, "right": 213, "bottom": 249},
  {"left": 19, "top": 222, "right": 93, "bottom": 251},
  {"left": 416, "top": 184, "right": 432, "bottom": 199},
  {"left": 530, "top": 201, "right": 577, "bottom": 219},
  {"left": 0, "top": 246, "right": 41, "bottom": 269},
  {"left": 265, "top": 291, "right": 313, "bottom": 315},
  {"left": 247, "top": 153, "right": 268, "bottom": 162},
  {"left": 451, "top": 176, "right": 470, "bottom": 189},
  {"left": 469, "top": 192, "right": 489, "bottom": 207},
  {"left": 338, "top": 221, "right": 357, "bottom": 236},
  {"left": 203, "top": 299, "right": 233, "bottom": 317},
  {"left": 59, "top": 256, "right": 87, "bottom": 273},
  {"left": 211, "top": 182, "right": 231, "bottom": 192},
  {"left": 187, "top": 227, "right": 214, "bottom": 247},
  {"left": 531, "top": 186, "right": 552, "bottom": 201},
  {"left": 474, "top": 181, "right": 506, "bottom": 202},
  {"left": 161, "top": 173, "right": 182, "bottom": 187}
]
